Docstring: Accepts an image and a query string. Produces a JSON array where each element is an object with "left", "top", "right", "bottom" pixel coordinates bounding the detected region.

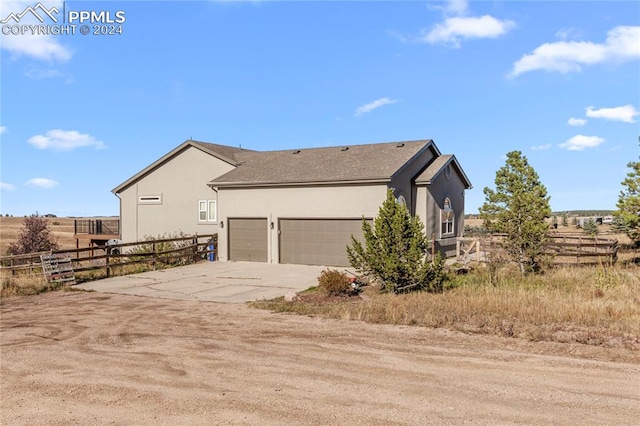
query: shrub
[
  {"left": 317, "top": 269, "right": 353, "bottom": 297},
  {"left": 6, "top": 215, "right": 59, "bottom": 255},
  {"left": 348, "top": 189, "right": 445, "bottom": 293}
]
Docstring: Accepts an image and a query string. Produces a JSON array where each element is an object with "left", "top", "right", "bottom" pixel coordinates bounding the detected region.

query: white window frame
[
  {"left": 440, "top": 197, "right": 454, "bottom": 237},
  {"left": 198, "top": 200, "right": 217, "bottom": 222}
]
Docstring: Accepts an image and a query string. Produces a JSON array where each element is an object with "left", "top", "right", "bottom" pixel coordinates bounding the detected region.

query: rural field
[{"left": 0, "top": 216, "right": 106, "bottom": 255}]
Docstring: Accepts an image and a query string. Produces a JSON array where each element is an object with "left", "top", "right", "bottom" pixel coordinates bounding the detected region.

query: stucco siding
[
  {"left": 424, "top": 169, "right": 467, "bottom": 257},
  {"left": 216, "top": 184, "right": 387, "bottom": 262},
  {"left": 389, "top": 147, "right": 436, "bottom": 214},
  {"left": 118, "top": 146, "right": 235, "bottom": 242}
]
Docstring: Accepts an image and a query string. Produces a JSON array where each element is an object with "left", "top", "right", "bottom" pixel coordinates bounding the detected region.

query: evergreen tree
[
  {"left": 614, "top": 160, "right": 640, "bottom": 246},
  {"left": 582, "top": 219, "right": 599, "bottom": 237},
  {"left": 479, "top": 151, "right": 551, "bottom": 274},
  {"left": 347, "top": 189, "right": 444, "bottom": 293},
  {"left": 561, "top": 213, "right": 569, "bottom": 227}
]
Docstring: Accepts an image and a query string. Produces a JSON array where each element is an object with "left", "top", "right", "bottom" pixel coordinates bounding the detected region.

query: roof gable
[
  {"left": 112, "top": 140, "right": 249, "bottom": 194},
  {"left": 210, "top": 140, "right": 435, "bottom": 188},
  {"left": 415, "top": 154, "right": 472, "bottom": 189}
]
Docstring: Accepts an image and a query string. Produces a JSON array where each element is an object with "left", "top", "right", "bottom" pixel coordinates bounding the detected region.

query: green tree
[
  {"left": 561, "top": 213, "right": 569, "bottom": 227},
  {"left": 582, "top": 219, "right": 599, "bottom": 237},
  {"left": 347, "top": 189, "right": 445, "bottom": 293},
  {"left": 6, "top": 215, "right": 59, "bottom": 255},
  {"left": 614, "top": 160, "right": 640, "bottom": 245},
  {"left": 479, "top": 151, "right": 551, "bottom": 274}
]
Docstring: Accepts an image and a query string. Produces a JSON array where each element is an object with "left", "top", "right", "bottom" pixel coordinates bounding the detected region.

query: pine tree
[
  {"left": 347, "top": 189, "right": 444, "bottom": 293},
  {"left": 615, "top": 160, "right": 640, "bottom": 246},
  {"left": 479, "top": 151, "right": 551, "bottom": 274}
]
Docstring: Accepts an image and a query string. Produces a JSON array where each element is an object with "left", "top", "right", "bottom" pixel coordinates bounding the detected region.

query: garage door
[
  {"left": 228, "top": 218, "right": 268, "bottom": 262},
  {"left": 279, "top": 219, "right": 370, "bottom": 266}
]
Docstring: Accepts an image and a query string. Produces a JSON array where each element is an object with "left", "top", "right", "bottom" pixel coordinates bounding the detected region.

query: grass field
[{"left": 0, "top": 216, "right": 115, "bottom": 255}]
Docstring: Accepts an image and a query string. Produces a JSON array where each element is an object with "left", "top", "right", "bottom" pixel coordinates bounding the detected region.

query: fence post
[
  {"left": 193, "top": 236, "right": 198, "bottom": 264},
  {"left": 106, "top": 251, "right": 111, "bottom": 278},
  {"left": 152, "top": 241, "right": 156, "bottom": 271}
]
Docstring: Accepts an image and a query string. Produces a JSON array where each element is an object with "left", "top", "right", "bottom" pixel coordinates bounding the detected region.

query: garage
[
  {"left": 279, "top": 219, "right": 370, "bottom": 266},
  {"left": 228, "top": 218, "right": 268, "bottom": 262}
]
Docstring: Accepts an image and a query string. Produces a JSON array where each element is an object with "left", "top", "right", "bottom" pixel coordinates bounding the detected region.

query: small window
[
  {"left": 138, "top": 194, "right": 162, "bottom": 205},
  {"left": 441, "top": 198, "right": 454, "bottom": 237},
  {"left": 396, "top": 195, "right": 407, "bottom": 207},
  {"left": 198, "top": 200, "right": 217, "bottom": 222}
]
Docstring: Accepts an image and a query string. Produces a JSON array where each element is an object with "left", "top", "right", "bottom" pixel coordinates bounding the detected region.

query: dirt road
[{"left": 1, "top": 292, "right": 639, "bottom": 425}]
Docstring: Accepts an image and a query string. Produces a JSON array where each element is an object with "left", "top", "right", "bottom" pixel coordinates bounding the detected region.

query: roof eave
[{"left": 210, "top": 177, "right": 391, "bottom": 189}]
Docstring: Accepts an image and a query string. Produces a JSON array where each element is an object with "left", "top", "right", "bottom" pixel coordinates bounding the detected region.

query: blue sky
[{"left": 1, "top": 0, "right": 638, "bottom": 217}]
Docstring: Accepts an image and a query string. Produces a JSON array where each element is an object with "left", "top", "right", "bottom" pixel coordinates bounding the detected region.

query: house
[{"left": 112, "top": 139, "right": 472, "bottom": 266}]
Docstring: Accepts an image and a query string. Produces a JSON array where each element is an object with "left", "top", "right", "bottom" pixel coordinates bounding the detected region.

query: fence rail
[
  {"left": 457, "top": 234, "right": 618, "bottom": 266},
  {"left": 1, "top": 234, "right": 217, "bottom": 281}
]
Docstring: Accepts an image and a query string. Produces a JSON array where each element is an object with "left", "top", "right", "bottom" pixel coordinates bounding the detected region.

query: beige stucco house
[{"left": 112, "top": 139, "right": 471, "bottom": 266}]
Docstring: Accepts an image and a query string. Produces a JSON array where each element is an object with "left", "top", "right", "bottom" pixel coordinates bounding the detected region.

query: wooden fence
[
  {"left": 457, "top": 234, "right": 618, "bottom": 266},
  {"left": 0, "top": 234, "right": 217, "bottom": 281}
]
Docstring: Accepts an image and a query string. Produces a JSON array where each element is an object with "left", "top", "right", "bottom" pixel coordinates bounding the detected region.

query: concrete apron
[{"left": 77, "top": 261, "right": 333, "bottom": 303}]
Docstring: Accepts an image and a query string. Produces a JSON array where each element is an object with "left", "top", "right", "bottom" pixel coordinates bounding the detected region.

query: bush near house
[
  {"left": 317, "top": 269, "right": 354, "bottom": 297},
  {"left": 347, "top": 189, "right": 446, "bottom": 294}
]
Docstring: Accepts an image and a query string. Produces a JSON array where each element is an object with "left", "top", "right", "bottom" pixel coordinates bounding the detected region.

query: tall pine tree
[{"left": 479, "top": 151, "right": 551, "bottom": 274}]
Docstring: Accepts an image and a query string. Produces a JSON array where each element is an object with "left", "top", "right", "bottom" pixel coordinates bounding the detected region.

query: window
[
  {"left": 441, "top": 197, "right": 454, "bottom": 237},
  {"left": 198, "top": 200, "right": 217, "bottom": 222},
  {"left": 138, "top": 194, "right": 162, "bottom": 205},
  {"left": 396, "top": 195, "right": 406, "bottom": 207}
]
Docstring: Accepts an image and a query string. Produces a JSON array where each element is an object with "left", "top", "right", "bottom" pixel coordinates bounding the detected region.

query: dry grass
[
  {"left": 252, "top": 265, "right": 640, "bottom": 349},
  {"left": 1, "top": 274, "right": 71, "bottom": 297},
  {"left": 0, "top": 216, "right": 79, "bottom": 254}
]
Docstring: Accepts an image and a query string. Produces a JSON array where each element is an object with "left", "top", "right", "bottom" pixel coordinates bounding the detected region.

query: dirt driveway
[{"left": 1, "top": 291, "right": 639, "bottom": 425}]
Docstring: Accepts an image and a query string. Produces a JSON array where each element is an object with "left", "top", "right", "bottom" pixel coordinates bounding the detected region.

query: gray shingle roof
[
  {"left": 209, "top": 140, "right": 435, "bottom": 187},
  {"left": 191, "top": 141, "right": 252, "bottom": 165},
  {"left": 415, "top": 154, "right": 472, "bottom": 189}
]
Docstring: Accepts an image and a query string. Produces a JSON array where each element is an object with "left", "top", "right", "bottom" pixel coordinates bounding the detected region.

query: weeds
[{"left": 252, "top": 265, "right": 640, "bottom": 349}]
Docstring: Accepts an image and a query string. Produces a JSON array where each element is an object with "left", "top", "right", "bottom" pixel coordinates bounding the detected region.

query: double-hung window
[
  {"left": 441, "top": 197, "right": 454, "bottom": 237},
  {"left": 198, "top": 200, "right": 217, "bottom": 222}
]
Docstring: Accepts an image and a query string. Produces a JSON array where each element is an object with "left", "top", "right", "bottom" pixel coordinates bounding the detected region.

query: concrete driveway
[{"left": 77, "top": 261, "right": 333, "bottom": 303}]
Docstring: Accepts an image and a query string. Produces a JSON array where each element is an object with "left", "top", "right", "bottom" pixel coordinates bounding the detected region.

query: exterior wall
[
  {"left": 416, "top": 170, "right": 467, "bottom": 258},
  {"left": 216, "top": 184, "right": 388, "bottom": 262},
  {"left": 389, "top": 147, "right": 436, "bottom": 214},
  {"left": 117, "top": 147, "right": 235, "bottom": 242}
]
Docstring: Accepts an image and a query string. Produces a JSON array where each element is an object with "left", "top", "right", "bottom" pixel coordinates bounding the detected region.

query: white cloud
[
  {"left": 25, "top": 178, "right": 59, "bottom": 188},
  {"left": 0, "top": 126, "right": 7, "bottom": 134},
  {"left": 28, "top": 129, "right": 106, "bottom": 151},
  {"left": 531, "top": 144, "right": 551, "bottom": 151},
  {"left": 355, "top": 98, "right": 398, "bottom": 117},
  {"left": 568, "top": 117, "right": 587, "bottom": 126},
  {"left": 559, "top": 135, "right": 605, "bottom": 151},
  {"left": 421, "top": 0, "right": 514, "bottom": 48},
  {"left": 428, "top": 0, "right": 469, "bottom": 16},
  {"left": 509, "top": 26, "right": 640, "bottom": 77},
  {"left": 423, "top": 15, "right": 516, "bottom": 48},
  {"left": 0, "top": 182, "right": 15, "bottom": 191},
  {"left": 585, "top": 105, "right": 639, "bottom": 123},
  {"left": 0, "top": 1, "right": 72, "bottom": 62}
]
